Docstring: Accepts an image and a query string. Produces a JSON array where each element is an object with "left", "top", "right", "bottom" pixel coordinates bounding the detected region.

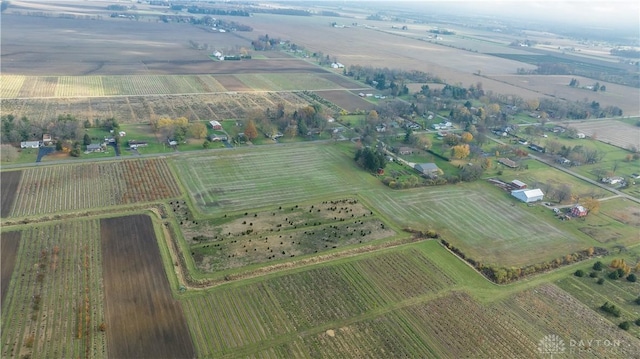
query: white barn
[{"left": 511, "top": 188, "right": 544, "bottom": 203}]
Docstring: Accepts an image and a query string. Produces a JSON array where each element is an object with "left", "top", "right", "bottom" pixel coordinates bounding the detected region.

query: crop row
[
  {"left": 0, "top": 220, "right": 106, "bottom": 359},
  {"left": 9, "top": 158, "right": 181, "bottom": 217},
  {"left": 402, "top": 291, "right": 537, "bottom": 358},
  {"left": 302, "top": 311, "right": 435, "bottom": 358},
  {"left": 353, "top": 249, "right": 457, "bottom": 301},
  {"left": 0, "top": 75, "right": 25, "bottom": 98},
  {"left": 184, "top": 283, "right": 291, "bottom": 355},
  {"left": 55, "top": 76, "right": 105, "bottom": 97}
]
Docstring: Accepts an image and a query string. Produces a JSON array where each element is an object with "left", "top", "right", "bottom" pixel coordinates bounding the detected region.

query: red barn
[{"left": 571, "top": 205, "right": 588, "bottom": 217}]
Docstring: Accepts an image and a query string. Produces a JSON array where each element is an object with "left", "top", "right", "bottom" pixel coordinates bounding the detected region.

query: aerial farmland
[{"left": 1, "top": 1, "right": 639, "bottom": 358}]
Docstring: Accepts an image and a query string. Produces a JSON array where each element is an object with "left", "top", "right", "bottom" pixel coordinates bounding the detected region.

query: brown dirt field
[
  {"left": 1, "top": 15, "right": 245, "bottom": 76},
  {"left": 314, "top": 90, "right": 375, "bottom": 112},
  {"left": 569, "top": 120, "right": 640, "bottom": 150},
  {"left": 215, "top": 75, "right": 252, "bottom": 91},
  {"left": 0, "top": 231, "right": 20, "bottom": 307},
  {"left": 0, "top": 171, "right": 22, "bottom": 218},
  {"left": 260, "top": 51, "right": 294, "bottom": 59},
  {"left": 101, "top": 215, "right": 194, "bottom": 359},
  {"left": 488, "top": 74, "right": 640, "bottom": 116}
]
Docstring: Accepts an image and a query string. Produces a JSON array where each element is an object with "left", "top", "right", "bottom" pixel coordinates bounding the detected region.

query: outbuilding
[
  {"left": 571, "top": 205, "right": 588, "bottom": 217},
  {"left": 511, "top": 188, "right": 544, "bottom": 203}
]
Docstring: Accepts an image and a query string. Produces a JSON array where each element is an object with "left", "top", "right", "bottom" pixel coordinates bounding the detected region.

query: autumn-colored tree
[
  {"left": 244, "top": 120, "right": 258, "bottom": 141},
  {"left": 189, "top": 123, "right": 207, "bottom": 139},
  {"left": 451, "top": 144, "right": 470, "bottom": 159},
  {"left": 461, "top": 132, "right": 473, "bottom": 143},
  {"left": 285, "top": 124, "right": 297, "bottom": 138},
  {"left": 482, "top": 157, "right": 492, "bottom": 169},
  {"left": 414, "top": 134, "right": 432, "bottom": 150},
  {"left": 366, "top": 110, "right": 379, "bottom": 123},
  {"left": 582, "top": 197, "right": 600, "bottom": 214},
  {"left": 526, "top": 98, "right": 540, "bottom": 111},
  {"left": 487, "top": 103, "right": 500, "bottom": 115}
]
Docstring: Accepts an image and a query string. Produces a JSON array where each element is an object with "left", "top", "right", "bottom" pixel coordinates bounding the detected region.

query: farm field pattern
[
  {"left": 5, "top": 158, "right": 180, "bottom": 218},
  {"left": 2, "top": 3, "right": 640, "bottom": 358}
]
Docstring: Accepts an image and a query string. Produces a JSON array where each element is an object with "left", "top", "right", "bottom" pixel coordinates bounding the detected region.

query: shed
[
  {"left": 511, "top": 188, "right": 544, "bottom": 203},
  {"left": 511, "top": 180, "right": 527, "bottom": 189},
  {"left": 414, "top": 163, "right": 442, "bottom": 176},
  {"left": 571, "top": 205, "right": 588, "bottom": 217},
  {"left": 209, "top": 120, "right": 222, "bottom": 130}
]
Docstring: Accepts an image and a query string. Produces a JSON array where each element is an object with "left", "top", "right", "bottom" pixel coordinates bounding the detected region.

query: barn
[
  {"left": 571, "top": 205, "right": 588, "bottom": 217},
  {"left": 209, "top": 120, "right": 222, "bottom": 130},
  {"left": 511, "top": 188, "right": 544, "bottom": 203}
]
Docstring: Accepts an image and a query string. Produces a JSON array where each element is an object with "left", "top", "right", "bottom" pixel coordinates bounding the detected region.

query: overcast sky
[{"left": 334, "top": 1, "right": 640, "bottom": 35}]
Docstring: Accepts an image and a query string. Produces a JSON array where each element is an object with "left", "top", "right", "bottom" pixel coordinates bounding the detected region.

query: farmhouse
[
  {"left": 20, "top": 141, "right": 40, "bottom": 149},
  {"left": 209, "top": 134, "right": 228, "bottom": 142},
  {"left": 601, "top": 176, "right": 624, "bottom": 185},
  {"left": 511, "top": 188, "right": 544, "bottom": 203},
  {"left": 571, "top": 205, "right": 588, "bottom": 217},
  {"left": 209, "top": 120, "right": 222, "bottom": 130},
  {"left": 398, "top": 147, "right": 414, "bottom": 155},
  {"left": 86, "top": 144, "right": 103, "bottom": 152},
  {"left": 128, "top": 140, "right": 148, "bottom": 149},
  {"left": 42, "top": 134, "right": 52, "bottom": 145},
  {"left": 414, "top": 163, "right": 442, "bottom": 176}
]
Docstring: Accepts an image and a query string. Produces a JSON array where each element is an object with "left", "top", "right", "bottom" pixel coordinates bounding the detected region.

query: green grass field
[{"left": 171, "top": 142, "right": 607, "bottom": 268}]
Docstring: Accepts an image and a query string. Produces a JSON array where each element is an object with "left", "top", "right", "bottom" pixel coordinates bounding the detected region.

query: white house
[
  {"left": 20, "top": 141, "right": 40, "bottom": 149},
  {"left": 511, "top": 188, "right": 544, "bottom": 203}
]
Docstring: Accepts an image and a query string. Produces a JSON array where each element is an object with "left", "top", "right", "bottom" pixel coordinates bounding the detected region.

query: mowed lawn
[
  {"left": 174, "top": 143, "right": 597, "bottom": 268},
  {"left": 172, "top": 143, "right": 381, "bottom": 215},
  {"left": 370, "top": 182, "right": 594, "bottom": 267}
]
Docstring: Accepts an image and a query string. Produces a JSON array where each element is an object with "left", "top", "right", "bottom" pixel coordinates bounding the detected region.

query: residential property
[
  {"left": 128, "top": 140, "right": 148, "bottom": 149},
  {"left": 209, "top": 120, "right": 222, "bottom": 130},
  {"left": 570, "top": 205, "right": 588, "bottom": 217},
  {"left": 398, "top": 147, "right": 413, "bottom": 155},
  {"left": 42, "top": 134, "right": 52, "bottom": 145},
  {"left": 209, "top": 134, "right": 228, "bottom": 142},
  {"left": 511, "top": 188, "right": 544, "bottom": 203},
  {"left": 20, "top": 141, "right": 40, "bottom": 149},
  {"left": 86, "top": 144, "right": 103, "bottom": 152},
  {"left": 601, "top": 177, "right": 624, "bottom": 185},
  {"left": 414, "top": 163, "right": 442, "bottom": 176}
]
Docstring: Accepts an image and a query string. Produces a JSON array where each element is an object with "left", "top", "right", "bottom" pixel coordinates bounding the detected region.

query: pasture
[
  {"left": 171, "top": 143, "right": 381, "bottom": 215},
  {"left": 179, "top": 198, "right": 397, "bottom": 272},
  {"left": 101, "top": 215, "right": 195, "bottom": 359},
  {"left": 172, "top": 142, "right": 599, "bottom": 268},
  {"left": 4, "top": 158, "right": 181, "bottom": 217}
]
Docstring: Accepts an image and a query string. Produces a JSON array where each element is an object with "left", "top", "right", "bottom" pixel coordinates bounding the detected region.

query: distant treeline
[{"left": 187, "top": 7, "right": 250, "bottom": 17}]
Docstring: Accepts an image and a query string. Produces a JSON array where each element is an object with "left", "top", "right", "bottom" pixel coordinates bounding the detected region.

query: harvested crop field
[
  {"left": 317, "top": 73, "right": 367, "bottom": 89},
  {"left": 215, "top": 75, "right": 252, "bottom": 92},
  {"left": 1, "top": 220, "right": 106, "bottom": 359},
  {"left": 101, "top": 215, "right": 194, "bottom": 359},
  {"left": 1, "top": 92, "right": 310, "bottom": 123},
  {"left": 1, "top": 15, "right": 248, "bottom": 76},
  {"left": 8, "top": 159, "right": 180, "bottom": 217},
  {"left": 0, "top": 231, "right": 20, "bottom": 307},
  {"left": 315, "top": 90, "right": 375, "bottom": 112},
  {"left": 570, "top": 119, "right": 640, "bottom": 150},
  {"left": 1, "top": 171, "right": 22, "bottom": 218}
]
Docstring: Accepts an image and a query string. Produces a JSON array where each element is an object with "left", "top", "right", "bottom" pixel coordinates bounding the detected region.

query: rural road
[{"left": 489, "top": 137, "right": 640, "bottom": 205}]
